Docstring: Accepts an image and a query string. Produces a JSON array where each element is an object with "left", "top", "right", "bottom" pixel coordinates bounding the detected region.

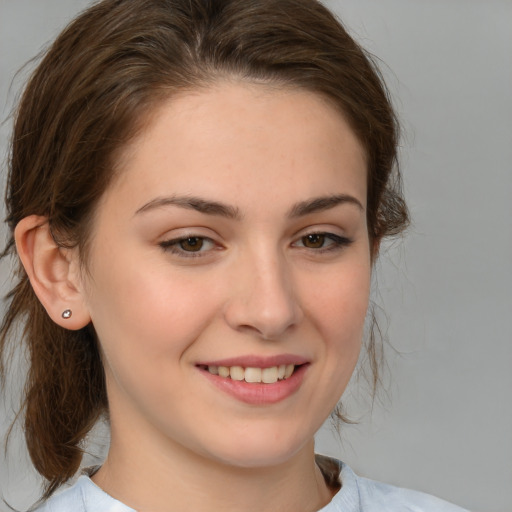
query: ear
[{"left": 14, "top": 215, "right": 91, "bottom": 330}]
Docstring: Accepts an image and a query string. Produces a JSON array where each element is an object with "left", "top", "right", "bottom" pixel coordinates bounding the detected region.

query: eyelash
[
  {"left": 159, "top": 232, "right": 352, "bottom": 258},
  {"left": 293, "top": 233, "right": 353, "bottom": 253},
  {"left": 159, "top": 236, "right": 217, "bottom": 258}
]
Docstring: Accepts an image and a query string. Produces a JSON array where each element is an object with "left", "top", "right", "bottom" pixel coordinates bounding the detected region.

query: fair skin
[{"left": 16, "top": 82, "right": 371, "bottom": 512}]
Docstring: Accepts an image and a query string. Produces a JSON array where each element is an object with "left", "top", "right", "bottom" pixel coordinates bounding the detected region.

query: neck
[{"left": 92, "top": 427, "right": 333, "bottom": 512}]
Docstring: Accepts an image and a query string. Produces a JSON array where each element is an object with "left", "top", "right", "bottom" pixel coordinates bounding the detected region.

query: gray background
[{"left": 1, "top": 1, "right": 511, "bottom": 511}]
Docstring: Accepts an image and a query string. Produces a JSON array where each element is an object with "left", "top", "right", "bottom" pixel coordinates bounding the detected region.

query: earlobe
[{"left": 14, "top": 215, "right": 91, "bottom": 330}]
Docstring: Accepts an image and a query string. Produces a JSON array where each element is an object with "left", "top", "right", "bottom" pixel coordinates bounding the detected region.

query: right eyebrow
[{"left": 134, "top": 195, "right": 242, "bottom": 220}]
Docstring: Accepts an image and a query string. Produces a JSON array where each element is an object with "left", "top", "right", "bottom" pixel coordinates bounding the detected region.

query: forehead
[{"left": 102, "top": 81, "right": 367, "bottom": 216}]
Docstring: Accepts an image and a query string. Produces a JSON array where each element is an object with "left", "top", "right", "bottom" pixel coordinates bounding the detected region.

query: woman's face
[{"left": 78, "top": 82, "right": 370, "bottom": 468}]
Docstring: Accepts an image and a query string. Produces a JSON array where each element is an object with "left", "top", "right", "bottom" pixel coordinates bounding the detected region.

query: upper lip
[{"left": 197, "top": 354, "right": 309, "bottom": 368}]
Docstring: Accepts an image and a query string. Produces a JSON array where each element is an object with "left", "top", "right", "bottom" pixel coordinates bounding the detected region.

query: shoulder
[
  {"left": 353, "top": 473, "right": 469, "bottom": 512},
  {"left": 323, "top": 460, "right": 469, "bottom": 512},
  {"left": 32, "top": 475, "right": 135, "bottom": 512},
  {"left": 32, "top": 477, "right": 87, "bottom": 512}
]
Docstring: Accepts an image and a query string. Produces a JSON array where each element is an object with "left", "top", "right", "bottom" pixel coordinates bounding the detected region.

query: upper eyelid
[
  {"left": 158, "top": 227, "right": 220, "bottom": 242},
  {"left": 160, "top": 235, "right": 216, "bottom": 246},
  {"left": 292, "top": 226, "right": 349, "bottom": 239},
  {"left": 292, "top": 232, "right": 352, "bottom": 245},
  {"left": 157, "top": 224, "right": 352, "bottom": 245},
  {"left": 158, "top": 228, "right": 349, "bottom": 242}
]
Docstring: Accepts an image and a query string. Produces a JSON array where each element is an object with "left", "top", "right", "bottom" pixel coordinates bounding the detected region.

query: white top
[{"left": 34, "top": 459, "right": 468, "bottom": 512}]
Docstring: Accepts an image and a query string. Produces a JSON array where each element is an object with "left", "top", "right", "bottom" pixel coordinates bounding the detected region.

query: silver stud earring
[{"left": 61, "top": 309, "right": 72, "bottom": 319}]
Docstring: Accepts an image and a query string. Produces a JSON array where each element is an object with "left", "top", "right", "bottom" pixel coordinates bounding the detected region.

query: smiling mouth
[{"left": 199, "top": 364, "right": 297, "bottom": 384}]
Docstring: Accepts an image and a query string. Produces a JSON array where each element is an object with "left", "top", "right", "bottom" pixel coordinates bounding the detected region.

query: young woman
[{"left": 1, "top": 0, "right": 468, "bottom": 510}]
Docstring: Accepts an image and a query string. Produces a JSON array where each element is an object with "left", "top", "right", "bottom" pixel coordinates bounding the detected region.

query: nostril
[{"left": 222, "top": 269, "right": 303, "bottom": 340}]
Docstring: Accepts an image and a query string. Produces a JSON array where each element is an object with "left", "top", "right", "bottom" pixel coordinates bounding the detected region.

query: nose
[{"left": 223, "top": 249, "right": 303, "bottom": 340}]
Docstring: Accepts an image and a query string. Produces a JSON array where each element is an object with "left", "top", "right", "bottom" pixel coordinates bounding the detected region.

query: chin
[{"left": 201, "top": 431, "right": 313, "bottom": 470}]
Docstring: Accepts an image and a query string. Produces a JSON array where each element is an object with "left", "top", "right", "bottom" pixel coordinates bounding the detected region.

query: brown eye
[
  {"left": 160, "top": 235, "right": 217, "bottom": 257},
  {"left": 301, "top": 234, "right": 325, "bottom": 248},
  {"left": 179, "top": 237, "right": 204, "bottom": 252},
  {"left": 294, "top": 232, "right": 352, "bottom": 253}
]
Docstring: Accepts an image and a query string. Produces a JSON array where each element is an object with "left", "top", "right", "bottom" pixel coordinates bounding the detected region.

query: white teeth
[
  {"left": 229, "top": 366, "right": 244, "bottom": 381},
  {"left": 261, "top": 366, "right": 278, "bottom": 384},
  {"left": 218, "top": 366, "right": 230, "bottom": 378},
  {"left": 207, "top": 364, "right": 297, "bottom": 383},
  {"left": 244, "top": 367, "right": 262, "bottom": 383}
]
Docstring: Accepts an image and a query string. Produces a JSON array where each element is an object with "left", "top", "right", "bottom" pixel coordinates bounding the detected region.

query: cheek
[
  {"left": 306, "top": 262, "right": 371, "bottom": 342},
  {"left": 303, "top": 258, "right": 371, "bottom": 398},
  {"left": 84, "top": 259, "right": 219, "bottom": 375}
]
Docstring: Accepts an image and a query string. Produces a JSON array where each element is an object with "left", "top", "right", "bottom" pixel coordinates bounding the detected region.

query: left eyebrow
[{"left": 288, "top": 194, "right": 364, "bottom": 218}]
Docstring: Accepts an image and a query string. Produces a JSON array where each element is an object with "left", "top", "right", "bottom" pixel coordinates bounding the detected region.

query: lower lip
[{"left": 199, "top": 364, "right": 309, "bottom": 405}]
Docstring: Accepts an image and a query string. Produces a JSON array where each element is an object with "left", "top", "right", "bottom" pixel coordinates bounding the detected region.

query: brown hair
[{"left": 1, "top": 0, "right": 408, "bottom": 499}]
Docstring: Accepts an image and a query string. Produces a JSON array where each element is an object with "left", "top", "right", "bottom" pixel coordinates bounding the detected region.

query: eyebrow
[
  {"left": 135, "top": 195, "right": 242, "bottom": 219},
  {"left": 135, "top": 193, "right": 363, "bottom": 219},
  {"left": 288, "top": 194, "right": 364, "bottom": 217}
]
